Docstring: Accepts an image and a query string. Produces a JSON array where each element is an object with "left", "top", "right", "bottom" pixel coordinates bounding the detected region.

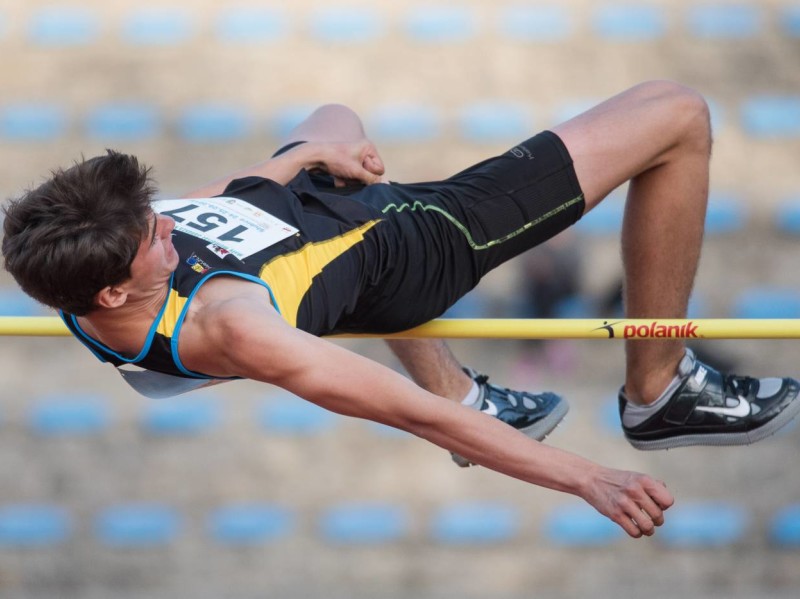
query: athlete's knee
[{"left": 636, "top": 80, "right": 712, "bottom": 153}]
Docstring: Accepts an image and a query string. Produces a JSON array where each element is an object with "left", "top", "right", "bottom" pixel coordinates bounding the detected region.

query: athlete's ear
[{"left": 95, "top": 285, "right": 128, "bottom": 309}]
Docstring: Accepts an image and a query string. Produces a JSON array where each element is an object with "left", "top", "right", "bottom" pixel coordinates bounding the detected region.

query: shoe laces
[{"left": 722, "top": 374, "right": 756, "bottom": 399}]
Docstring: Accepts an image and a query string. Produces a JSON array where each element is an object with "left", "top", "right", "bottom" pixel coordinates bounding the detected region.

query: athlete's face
[{"left": 128, "top": 212, "right": 179, "bottom": 285}]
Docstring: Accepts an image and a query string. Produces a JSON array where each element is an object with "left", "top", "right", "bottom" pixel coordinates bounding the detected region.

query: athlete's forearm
[{"left": 183, "top": 143, "right": 324, "bottom": 198}]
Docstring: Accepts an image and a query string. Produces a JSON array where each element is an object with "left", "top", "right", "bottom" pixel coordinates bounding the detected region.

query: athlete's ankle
[{"left": 624, "top": 348, "right": 690, "bottom": 406}]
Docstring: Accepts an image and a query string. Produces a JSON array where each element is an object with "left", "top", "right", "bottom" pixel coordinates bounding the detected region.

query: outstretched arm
[{"left": 186, "top": 296, "right": 674, "bottom": 539}]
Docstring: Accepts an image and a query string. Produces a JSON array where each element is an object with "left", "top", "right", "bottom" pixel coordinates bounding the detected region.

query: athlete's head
[{"left": 2, "top": 150, "right": 156, "bottom": 315}]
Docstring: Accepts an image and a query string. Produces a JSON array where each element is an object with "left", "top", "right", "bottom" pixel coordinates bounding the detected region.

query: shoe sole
[
  {"left": 452, "top": 398, "right": 570, "bottom": 468},
  {"left": 626, "top": 393, "right": 800, "bottom": 451}
]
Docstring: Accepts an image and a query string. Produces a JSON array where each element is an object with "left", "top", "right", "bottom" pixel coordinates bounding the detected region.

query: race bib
[{"left": 152, "top": 198, "right": 298, "bottom": 260}]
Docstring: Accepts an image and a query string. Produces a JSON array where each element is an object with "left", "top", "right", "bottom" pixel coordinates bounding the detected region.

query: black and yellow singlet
[{"left": 61, "top": 131, "right": 585, "bottom": 397}]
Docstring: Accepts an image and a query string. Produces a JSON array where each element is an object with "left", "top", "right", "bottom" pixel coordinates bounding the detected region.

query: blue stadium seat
[
  {"left": 770, "top": 504, "right": 800, "bottom": 548},
  {"left": 178, "top": 105, "right": 251, "bottom": 142},
  {"left": 216, "top": 8, "right": 288, "bottom": 43},
  {"left": 599, "top": 397, "right": 622, "bottom": 435},
  {"left": 320, "top": 503, "right": 408, "bottom": 544},
  {"left": 309, "top": 8, "right": 383, "bottom": 43},
  {"left": 732, "top": 287, "right": 800, "bottom": 319},
  {"left": 458, "top": 102, "right": 530, "bottom": 142},
  {"left": 209, "top": 504, "right": 294, "bottom": 545},
  {"left": 431, "top": 502, "right": 520, "bottom": 544},
  {"left": 498, "top": 6, "right": 572, "bottom": 42},
  {"left": 269, "top": 105, "right": 317, "bottom": 140},
  {"left": 121, "top": 9, "right": 192, "bottom": 46},
  {"left": 0, "top": 505, "right": 71, "bottom": 547},
  {"left": 705, "top": 194, "right": 747, "bottom": 235},
  {"left": 366, "top": 422, "right": 412, "bottom": 439},
  {"left": 141, "top": 395, "right": 221, "bottom": 435},
  {"left": 442, "top": 289, "right": 491, "bottom": 318},
  {"left": 686, "top": 5, "right": 762, "bottom": 39},
  {"left": 741, "top": 96, "right": 800, "bottom": 139},
  {"left": 783, "top": 6, "right": 800, "bottom": 37},
  {"left": 29, "top": 394, "right": 110, "bottom": 435},
  {"left": 259, "top": 393, "right": 338, "bottom": 435},
  {"left": 659, "top": 502, "right": 748, "bottom": 547},
  {"left": 543, "top": 503, "right": 624, "bottom": 546},
  {"left": 368, "top": 105, "right": 441, "bottom": 142},
  {"left": 0, "top": 288, "right": 47, "bottom": 315},
  {"left": 774, "top": 198, "right": 800, "bottom": 235},
  {"left": 552, "top": 99, "right": 602, "bottom": 125},
  {"left": 86, "top": 104, "right": 160, "bottom": 141},
  {"left": 405, "top": 7, "right": 476, "bottom": 42},
  {"left": 592, "top": 5, "right": 666, "bottom": 41},
  {"left": 0, "top": 104, "right": 66, "bottom": 141},
  {"left": 574, "top": 194, "right": 625, "bottom": 235},
  {"left": 96, "top": 504, "right": 180, "bottom": 547},
  {"left": 29, "top": 8, "right": 99, "bottom": 46}
]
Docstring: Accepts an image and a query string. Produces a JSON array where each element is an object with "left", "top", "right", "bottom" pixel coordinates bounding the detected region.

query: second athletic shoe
[
  {"left": 452, "top": 368, "right": 569, "bottom": 467},
  {"left": 620, "top": 350, "right": 800, "bottom": 450}
]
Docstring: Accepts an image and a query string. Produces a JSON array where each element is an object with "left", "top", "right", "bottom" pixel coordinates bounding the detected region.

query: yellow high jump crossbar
[{"left": 3, "top": 316, "right": 800, "bottom": 339}]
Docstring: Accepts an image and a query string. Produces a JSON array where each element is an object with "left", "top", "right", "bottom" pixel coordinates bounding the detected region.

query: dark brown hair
[{"left": 2, "top": 150, "right": 155, "bottom": 315}]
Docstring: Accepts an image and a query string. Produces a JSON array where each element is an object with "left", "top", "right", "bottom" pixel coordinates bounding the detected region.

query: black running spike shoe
[
  {"left": 621, "top": 350, "right": 800, "bottom": 450},
  {"left": 452, "top": 368, "right": 569, "bottom": 467}
]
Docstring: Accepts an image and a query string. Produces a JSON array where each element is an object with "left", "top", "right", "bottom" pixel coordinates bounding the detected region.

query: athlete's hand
[
  {"left": 313, "top": 139, "right": 387, "bottom": 186},
  {"left": 581, "top": 467, "right": 674, "bottom": 538}
]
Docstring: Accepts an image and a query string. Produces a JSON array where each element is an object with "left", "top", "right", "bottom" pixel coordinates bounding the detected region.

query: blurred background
[{"left": 1, "top": 1, "right": 799, "bottom": 597}]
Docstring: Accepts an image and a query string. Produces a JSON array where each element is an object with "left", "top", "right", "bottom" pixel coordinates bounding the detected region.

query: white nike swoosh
[
  {"left": 481, "top": 399, "right": 499, "bottom": 417},
  {"left": 695, "top": 396, "right": 751, "bottom": 418}
]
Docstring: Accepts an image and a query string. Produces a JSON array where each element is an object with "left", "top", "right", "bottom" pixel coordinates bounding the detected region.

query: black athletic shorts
[{"left": 273, "top": 131, "right": 585, "bottom": 334}]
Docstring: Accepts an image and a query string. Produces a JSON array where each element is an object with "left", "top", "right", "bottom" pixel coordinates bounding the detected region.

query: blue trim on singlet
[
  {"left": 61, "top": 272, "right": 176, "bottom": 364},
  {"left": 58, "top": 310, "right": 108, "bottom": 363},
  {"left": 169, "top": 270, "right": 279, "bottom": 379}
]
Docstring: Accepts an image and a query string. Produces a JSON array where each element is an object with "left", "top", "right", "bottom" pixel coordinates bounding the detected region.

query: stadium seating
[
  {"left": 497, "top": 6, "right": 572, "bottom": 42},
  {"left": 215, "top": 8, "right": 289, "bottom": 43},
  {"left": 259, "top": 393, "right": 339, "bottom": 435},
  {"left": 770, "top": 504, "right": 800, "bottom": 547},
  {"left": 543, "top": 502, "right": 624, "bottom": 546},
  {"left": 177, "top": 104, "right": 251, "bottom": 143},
  {"left": 732, "top": 287, "right": 800, "bottom": 319},
  {"left": 121, "top": 8, "right": 193, "bottom": 46},
  {"left": 0, "top": 104, "right": 66, "bottom": 141},
  {"left": 29, "top": 394, "right": 110, "bottom": 436},
  {"left": 774, "top": 197, "right": 800, "bottom": 234},
  {"left": 85, "top": 103, "right": 161, "bottom": 141},
  {"left": 658, "top": 502, "right": 748, "bottom": 547},
  {"left": 404, "top": 7, "right": 476, "bottom": 43},
  {"left": 592, "top": 5, "right": 666, "bottom": 41},
  {"left": 95, "top": 504, "right": 180, "bottom": 547},
  {"left": 140, "top": 395, "right": 221, "bottom": 435},
  {"left": 458, "top": 101, "right": 531, "bottom": 142},
  {"left": 28, "top": 7, "right": 99, "bottom": 46},
  {"left": 320, "top": 503, "right": 408, "bottom": 544},
  {"left": 430, "top": 502, "right": 520, "bottom": 544},
  {"left": 686, "top": 5, "right": 762, "bottom": 39},
  {"left": 208, "top": 504, "right": 294, "bottom": 545},
  {"left": 741, "top": 95, "right": 800, "bottom": 138},
  {"left": 368, "top": 105, "right": 442, "bottom": 142},
  {"left": 0, "top": 505, "right": 71, "bottom": 547},
  {"left": 308, "top": 8, "right": 384, "bottom": 44}
]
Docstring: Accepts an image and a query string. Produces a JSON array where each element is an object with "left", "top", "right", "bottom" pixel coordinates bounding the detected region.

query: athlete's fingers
[{"left": 645, "top": 478, "right": 675, "bottom": 511}]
